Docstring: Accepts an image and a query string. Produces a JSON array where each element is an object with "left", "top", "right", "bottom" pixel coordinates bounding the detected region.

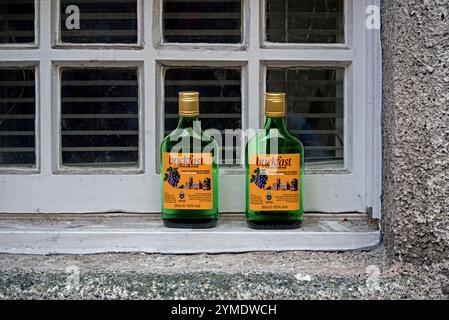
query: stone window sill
[{"left": 0, "top": 214, "right": 380, "bottom": 254}]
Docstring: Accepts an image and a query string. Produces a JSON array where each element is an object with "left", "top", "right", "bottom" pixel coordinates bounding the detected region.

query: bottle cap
[
  {"left": 265, "top": 92, "right": 286, "bottom": 118},
  {"left": 179, "top": 91, "right": 199, "bottom": 117}
]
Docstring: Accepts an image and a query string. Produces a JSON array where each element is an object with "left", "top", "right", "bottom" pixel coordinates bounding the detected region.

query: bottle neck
[
  {"left": 177, "top": 115, "right": 199, "bottom": 129},
  {"left": 264, "top": 116, "right": 288, "bottom": 133}
]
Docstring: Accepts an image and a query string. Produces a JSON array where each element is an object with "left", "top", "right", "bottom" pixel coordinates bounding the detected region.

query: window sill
[{"left": 0, "top": 213, "right": 380, "bottom": 255}]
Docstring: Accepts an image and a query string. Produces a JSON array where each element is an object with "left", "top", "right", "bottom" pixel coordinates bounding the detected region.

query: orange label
[
  {"left": 163, "top": 152, "right": 213, "bottom": 210},
  {"left": 249, "top": 154, "right": 300, "bottom": 211}
]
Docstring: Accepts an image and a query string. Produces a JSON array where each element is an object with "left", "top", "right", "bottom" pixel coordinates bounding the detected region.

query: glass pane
[
  {"left": 164, "top": 67, "right": 242, "bottom": 166},
  {"left": 61, "top": 68, "right": 139, "bottom": 168},
  {"left": 163, "top": 0, "right": 242, "bottom": 43},
  {"left": 0, "top": 0, "right": 35, "bottom": 44},
  {"left": 267, "top": 67, "right": 344, "bottom": 166},
  {"left": 60, "top": 0, "right": 138, "bottom": 44},
  {"left": 0, "top": 68, "right": 36, "bottom": 167},
  {"left": 266, "top": 0, "right": 345, "bottom": 44}
]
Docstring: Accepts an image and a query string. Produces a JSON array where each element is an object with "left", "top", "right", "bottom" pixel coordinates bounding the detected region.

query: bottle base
[
  {"left": 246, "top": 219, "right": 302, "bottom": 230},
  {"left": 163, "top": 218, "right": 218, "bottom": 229}
]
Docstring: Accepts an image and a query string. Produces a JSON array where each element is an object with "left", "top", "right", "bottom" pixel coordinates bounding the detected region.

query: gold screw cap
[
  {"left": 179, "top": 91, "right": 199, "bottom": 117},
  {"left": 265, "top": 92, "right": 286, "bottom": 118}
]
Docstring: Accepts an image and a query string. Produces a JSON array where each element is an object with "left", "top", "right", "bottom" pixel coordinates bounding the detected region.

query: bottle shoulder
[
  {"left": 247, "top": 129, "right": 303, "bottom": 147},
  {"left": 285, "top": 132, "right": 304, "bottom": 148},
  {"left": 201, "top": 130, "right": 219, "bottom": 145},
  {"left": 162, "top": 129, "right": 200, "bottom": 143},
  {"left": 161, "top": 128, "right": 219, "bottom": 152}
]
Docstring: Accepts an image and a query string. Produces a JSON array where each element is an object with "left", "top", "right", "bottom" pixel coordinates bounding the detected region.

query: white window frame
[
  {"left": 0, "top": 0, "right": 40, "bottom": 49},
  {"left": 152, "top": 0, "right": 248, "bottom": 51},
  {"left": 0, "top": 61, "right": 40, "bottom": 174},
  {"left": 0, "top": 0, "right": 382, "bottom": 218},
  {"left": 52, "top": 0, "right": 144, "bottom": 49},
  {"left": 53, "top": 61, "right": 145, "bottom": 175}
]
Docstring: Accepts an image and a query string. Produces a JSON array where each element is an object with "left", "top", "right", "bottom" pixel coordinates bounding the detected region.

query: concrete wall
[{"left": 381, "top": 0, "right": 449, "bottom": 263}]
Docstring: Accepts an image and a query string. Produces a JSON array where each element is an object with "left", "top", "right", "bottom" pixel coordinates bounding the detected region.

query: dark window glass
[
  {"left": 0, "top": 68, "right": 36, "bottom": 167},
  {"left": 267, "top": 67, "right": 344, "bottom": 165},
  {"left": 164, "top": 67, "right": 242, "bottom": 165},
  {"left": 266, "top": 0, "right": 345, "bottom": 44},
  {"left": 60, "top": 0, "right": 138, "bottom": 44},
  {"left": 163, "top": 0, "right": 242, "bottom": 43},
  {"left": 61, "top": 68, "right": 139, "bottom": 167},
  {"left": 0, "top": 0, "right": 35, "bottom": 44}
]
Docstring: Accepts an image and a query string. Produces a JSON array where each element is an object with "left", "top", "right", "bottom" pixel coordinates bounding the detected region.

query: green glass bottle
[
  {"left": 245, "top": 93, "right": 304, "bottom": 229},
  {"left": 161, "top": 92, "right": 219, "bottom": 228}
]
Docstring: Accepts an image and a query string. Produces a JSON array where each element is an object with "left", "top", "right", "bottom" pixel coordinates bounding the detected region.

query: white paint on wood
[
  {"left": 366, "top": 0, "right": 382, "bottom": 219},
  {"left": 0, "top": 214, "right": 380, "bottom": 254}
]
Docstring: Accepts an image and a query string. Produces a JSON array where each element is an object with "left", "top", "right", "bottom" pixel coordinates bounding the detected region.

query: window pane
[
  {"left": 164, "top": 67, "right": 242, "bottom": 166},
  {"left": 266, "top": 0, "right": 344, "bottom": 44},
  {"left": 0, "top": 0, "right": 35, "bottom": 44},
  {"left": 163, "top": 0, "right": 242, "bottom": 43},
  {"left": 60, "top": 0, "right": 138, "bottom": 44},
  {"left": 267, "top": 67, "right": 344, "bottom": 166},
  {"left": 61, "top": 68, "right": 139, "bottom": 168},
  {"left": 0, "top": 68, "right": 36, "bottom": 167}
]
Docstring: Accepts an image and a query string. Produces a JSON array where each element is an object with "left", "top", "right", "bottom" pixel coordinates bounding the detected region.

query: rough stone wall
[
  {"left": 1, "top": 249, "right": 448, "bottom": 299},
  {"left": 381, "top": 0, "right": 449, "bottom": 263}
]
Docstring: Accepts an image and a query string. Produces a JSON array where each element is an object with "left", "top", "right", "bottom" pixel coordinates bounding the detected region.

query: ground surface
[{"left": 0, "top": 247, "right": 448, "bottom": 299}]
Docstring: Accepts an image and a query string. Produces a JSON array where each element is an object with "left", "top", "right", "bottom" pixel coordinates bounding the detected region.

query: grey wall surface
[{"left": 381, "top": 0, "right": 449, "bottom": 263}]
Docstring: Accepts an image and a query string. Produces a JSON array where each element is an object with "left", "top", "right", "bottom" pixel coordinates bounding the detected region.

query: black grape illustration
[
  {"left": 203, "top": 178, "right": 211, "bottom": 191},
  {"left": 291, "top": 178, "right": 298, "bottom": 191},
  {"left": 251, "top": 168, "right": 268, "bottom": 190},
  {"left": 164, "top": 167, "right": 181, "bottom": 188}
]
